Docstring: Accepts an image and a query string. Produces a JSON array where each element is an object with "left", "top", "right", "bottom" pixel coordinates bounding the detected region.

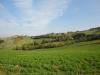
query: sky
[{"left": 0, "top": 0, "right": 100, "bottom": 37}]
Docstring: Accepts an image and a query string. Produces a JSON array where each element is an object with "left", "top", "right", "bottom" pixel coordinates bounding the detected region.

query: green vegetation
[
  {"left": 0, "top": 40, "right": 100, "bottom": 75},
  {"left": 0, "top": 27, "right": 100, "bottom": 75},
  {"left": 0, "top": 27, "right": 100, "bottom": 50}
]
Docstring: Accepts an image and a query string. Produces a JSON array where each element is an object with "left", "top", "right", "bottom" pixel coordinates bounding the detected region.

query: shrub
[
  {"left": 0, "top": 39, "right": 4, "bottom": 44},
  {"left": 86, "top": 34, "right": 100, "bottom": 41},
  {"left": 72, "top": 33, "right": 87, "bottom": 42}
]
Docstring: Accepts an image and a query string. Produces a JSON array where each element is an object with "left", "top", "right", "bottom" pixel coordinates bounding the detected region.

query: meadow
[{"left": 0, "top": 40, "right": 100, "bottom": 75}]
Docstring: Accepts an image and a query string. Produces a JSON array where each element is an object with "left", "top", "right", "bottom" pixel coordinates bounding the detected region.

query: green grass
[{"left": 0, "top": 40, "right": 100, "bottom": 75}]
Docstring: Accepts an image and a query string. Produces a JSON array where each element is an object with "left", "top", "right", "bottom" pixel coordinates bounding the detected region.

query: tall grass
[{"left": 0, "top": 40, "right": 100, "bottom": 75}]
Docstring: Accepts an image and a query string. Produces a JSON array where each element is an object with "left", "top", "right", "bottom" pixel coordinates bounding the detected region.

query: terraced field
[{"left": 0, "top": 40, "right": 100, "bottom": 75}]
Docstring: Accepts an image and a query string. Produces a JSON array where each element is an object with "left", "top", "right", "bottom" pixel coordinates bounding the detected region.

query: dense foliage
[
  {"left": 0, "top": 39, "right": 4, "bottom": 44},
  {"left": 16, "top": 27, "right": 100, "bottom": 50},
  {"left": 0, "top": 27, "right": 100, "bottom": 50}
]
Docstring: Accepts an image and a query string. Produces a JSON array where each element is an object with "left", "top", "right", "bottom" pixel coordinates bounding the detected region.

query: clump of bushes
[
  {"left": 72, "top": 33, "right": 100, "bottom": 42},
  {"left": 16, "top": 41, "right": 66, "bottom": 50},
  {"left": 0, "top": 39, "right": 4, "bottom": 44},
  {"left": 15, "top": 28, "right": 100, "bottom": 50},
  {"left": 72, "top": 33, "right": 87, "bottom": 42}
]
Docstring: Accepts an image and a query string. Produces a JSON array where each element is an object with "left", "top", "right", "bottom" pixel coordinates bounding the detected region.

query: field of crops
[{"left": 0, "top": 40, "right": 100, "bottom": 75}]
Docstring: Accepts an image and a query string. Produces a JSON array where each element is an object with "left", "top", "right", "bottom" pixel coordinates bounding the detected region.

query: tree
[
  {"left": 72, "top": 33, "right": 87, "bottom": 42},
  {"left": 41, "top": 40, "right": 48, "bottom": 44},
  {"left": 86, "top": 34, "right": 100, "bottom": 41},
  {"left": 34, "top": 41, "right": 39, "bottom": 46},
  {"left": 0, "top": 39, "right": 4, "bottom": 44}
]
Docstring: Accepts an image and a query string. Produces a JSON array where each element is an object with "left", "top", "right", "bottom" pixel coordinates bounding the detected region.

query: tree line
[{"left": 15, "top": 32, "right": 100, "bottom": 50}]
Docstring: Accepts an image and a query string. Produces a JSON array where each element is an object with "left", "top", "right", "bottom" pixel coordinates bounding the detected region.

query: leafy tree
[
  {"left": 72, "top": 33, "right": 87, "bottom": 42},
  {"left": 41, "top": 40, "right": 48, "bottom": 44},
  {"left": 34, "top": 41, "right": 39, "bottom": 46},
  {"left": 86, "top": 34, "right": 100, "bottom": 41},
  {"left": 0, "top": 39, "right": 4, "bottom": 44}
]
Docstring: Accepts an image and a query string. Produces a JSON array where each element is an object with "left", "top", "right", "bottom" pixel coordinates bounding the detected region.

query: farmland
[
  {"left": 0, "top": 40, "right": 100, "bottom": 75},
  {"left": 0, "top": 0, "right": 100, "bottom": 75}
]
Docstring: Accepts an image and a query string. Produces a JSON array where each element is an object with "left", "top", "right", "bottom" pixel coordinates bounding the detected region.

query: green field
[{"left": 0, "top": 40, "right": 100, "bottom": 75}]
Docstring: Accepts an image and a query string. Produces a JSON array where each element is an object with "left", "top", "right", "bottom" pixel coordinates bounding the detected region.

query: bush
[
  {"left": 34, "top": 41, "right": 40, "bottom": 46},
  {"left": 86, "top": 34, "right": 100, "bottom": 41},
  {"left": 15, "top": 46, "right": 23, "bottom": 50},
  {"left": 41, "top": 42, "right": 65, "bottom": 48},
  {"left": 72, "top": 33, "right": 87, "bottom": 42},
  {"left": 0, "top": 39, "right": 4, "bottom": 44},
  {"left": 41, "top": 40, "right": 49, "bottom": 44},
  {"left": 16, "top": 43, "right": 34, "bottom": 50},
  {"left": 22, "top": 43, "right": 34, "bottom": 50}
]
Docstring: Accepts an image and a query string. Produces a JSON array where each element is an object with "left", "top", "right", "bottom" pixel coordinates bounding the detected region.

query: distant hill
[
  {"left": 81, "top": 27, "right": 100, "bottom": 34},
  {"left": 0, "top": 27, "right": 100, "bottom": 50}
]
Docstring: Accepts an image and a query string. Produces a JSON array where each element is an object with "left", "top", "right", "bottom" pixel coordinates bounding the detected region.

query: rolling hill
[{"left": 0, "top": 27, "right": 100, "bottom": 50}]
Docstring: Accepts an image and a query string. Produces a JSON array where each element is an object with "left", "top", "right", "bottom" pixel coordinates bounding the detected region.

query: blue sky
[{"left": 0, "top": 0, "right": 100, "bottom": 36}]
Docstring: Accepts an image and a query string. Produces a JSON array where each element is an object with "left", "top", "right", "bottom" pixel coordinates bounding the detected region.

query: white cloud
[
  {"left": 13, "top": 0, "right": 69, "bottom": 28},
  {"left": 0, "top": 0, "right": 69, "bottom": 36},
  {"left": 0, "top": 3, "right": 21, "bottom": 36}
]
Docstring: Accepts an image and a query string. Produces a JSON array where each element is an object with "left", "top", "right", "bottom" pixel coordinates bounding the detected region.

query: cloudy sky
[{"left": 0, "top": 0, "right": 100, "bottom": 36}]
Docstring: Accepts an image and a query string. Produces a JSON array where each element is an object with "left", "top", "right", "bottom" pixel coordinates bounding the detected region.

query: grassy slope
[
  {"left": 81, "top": 27, "right": 100, "bottom": 34},
  {"left": 0, "top": 40, "right": 100, "bottom": 75}
]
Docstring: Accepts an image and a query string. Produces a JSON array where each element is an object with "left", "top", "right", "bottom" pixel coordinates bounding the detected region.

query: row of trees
[
  {"left": 16, "top": 41, "right": 65, "bottom": 50},
  {"left": 72, "top": 33, "right": 100, "bottom": 42},
  {"left": 16, "top": 32, "right": 100, "bottom": 50}
]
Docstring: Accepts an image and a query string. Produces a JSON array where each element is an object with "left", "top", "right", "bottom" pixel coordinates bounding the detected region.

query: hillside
[
  {"left": 0, "top": 27, "right": 100, "bottom": 50},
  {"left": 0, "top": 40, "right": 100, "bottom": 75},
  {"left": 81, "top": 27, "right": 100, "bottom": 34},
  {"left": 0, "top": 27, "right": 100, "bottom": 75}
]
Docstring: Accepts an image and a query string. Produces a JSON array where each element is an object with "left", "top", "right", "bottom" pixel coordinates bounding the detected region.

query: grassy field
[{"left": 0, "top": 40, "right": 100, "bottom": 75}]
